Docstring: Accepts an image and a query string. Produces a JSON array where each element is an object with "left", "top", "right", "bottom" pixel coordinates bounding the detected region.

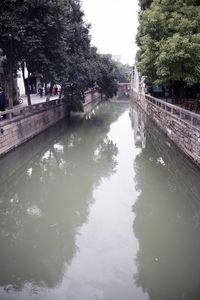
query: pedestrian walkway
[
  {"left": 0, "top": 94, "right": 59, "bottom": 123},
  {"left": 19, "top": 93, "right": 58, "bottom": 107}
]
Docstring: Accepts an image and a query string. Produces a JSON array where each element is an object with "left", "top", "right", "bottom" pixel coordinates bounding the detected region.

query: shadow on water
[
  {"left": 130, "top": 102, "right": 200, "bottom": 300},
  {"left": 0, "top": 102, "right": 126, "bottom": 295}
]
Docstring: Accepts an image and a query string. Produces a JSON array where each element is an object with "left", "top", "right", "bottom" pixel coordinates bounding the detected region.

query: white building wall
[
  {"left": 131, "top": 65, "right": 146, "bottom": 95},
  {"left": 17, "top": 69, "right": 28, "bottom": 96}
]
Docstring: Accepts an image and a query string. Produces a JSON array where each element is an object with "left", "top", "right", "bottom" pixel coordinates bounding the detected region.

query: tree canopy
[
  {"left": 0, "top": 0, "right": 124, "bottom": 108},
  {"left": 112, "top": 61, "right": 132, "bottom": 83},
  {"left": 136, "top": 0, "right": 200, "bottom": 87}
]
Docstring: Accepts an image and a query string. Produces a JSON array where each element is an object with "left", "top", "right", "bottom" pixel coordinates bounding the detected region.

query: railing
[
  {"left": 145, "top": 94, "right": 200, "bottom": 128},
  {"left": 0, "top": 89, "right": 102, "bottom": 122},
  {"left": 0, "top": 98, "right": 64, "bottom": 121}
]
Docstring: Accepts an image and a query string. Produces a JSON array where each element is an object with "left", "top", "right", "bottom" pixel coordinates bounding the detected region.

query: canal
[{"left": 0, "top": 100, "right": 200, "bottom": 300}]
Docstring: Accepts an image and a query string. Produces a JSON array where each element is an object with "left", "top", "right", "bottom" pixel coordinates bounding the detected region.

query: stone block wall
[
  {"left": 85, "top": 90, "right": 101, "bottom": 104},
  {"left": 0, "top": 104, "right": 68, "bottom": 156},
  {"left": 131, "top": 90, "right": 200, "bottom": 167},
  {"left": 0, "top": 90, "right": 102, "bottom": 157}
]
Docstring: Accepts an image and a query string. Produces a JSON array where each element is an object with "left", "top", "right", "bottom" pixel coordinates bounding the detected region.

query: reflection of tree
[
  {"left": 0, "top": 102, "right": 124, "bottom": 292},
  {"left": 131, "top": 103, "right": 200, "bottom": 300}
]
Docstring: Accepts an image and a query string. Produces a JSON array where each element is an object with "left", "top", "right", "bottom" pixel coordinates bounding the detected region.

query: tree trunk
[
  {"left": 50, "top": 83, "right": 53, "bottom": 96},
  {"left": 21, "top": 61, "right": 26, "bottom": 97},
  {"left": 22, "top": 62, "right": 31, "bottom": 105},
  {"left": 26, "top": 67, "right": 31, "bottom": 106},
  {"left": 8, "top": 70, "right": 14, "bottom": 109},
  {"left": 59, "top": 87, "right": 62, "bottom": 99},
  {"left": 7, "top": 50, "right": 14, "bottom": 109},
  {"left": 44, "top": 82, "right": 47, "bottom": 95},
  {"left": 179, "top": 79, "right": 185, "bottom": 98}
]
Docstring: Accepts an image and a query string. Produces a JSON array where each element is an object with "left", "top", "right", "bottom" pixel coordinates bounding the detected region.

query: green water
[{"left": 0, "top": 101, "right": 200, "bottom": 300}]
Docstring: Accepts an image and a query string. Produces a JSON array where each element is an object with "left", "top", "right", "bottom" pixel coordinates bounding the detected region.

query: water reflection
[
  {"left": 1, "top": 100, "right": 200, "bottom": 299},
  {"left": 130, "top": 107, "right": 146, "bottom": 149},
  {"left": 0, "top": 102, "right": 125, "bottom": 296},
  {"left": 130, "top": 102, "right": 200, "bottom": 300}
]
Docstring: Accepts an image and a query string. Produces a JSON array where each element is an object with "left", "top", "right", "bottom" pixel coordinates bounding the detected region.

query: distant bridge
[{"left": 110, "top": 83, "right": 129, "bottom": 102}]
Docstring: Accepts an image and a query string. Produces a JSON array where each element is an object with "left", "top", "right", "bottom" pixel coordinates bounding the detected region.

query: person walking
[
  {"left": 46, "top": 86, "right": 50, "bottom": 102},
  {"left": 39, "top": 86, "right": 43, "bottom": 97},
  {"left": 0, "top": 87, "right": 6, "bottom": 119},
  {"left": 54, "top": 86, "right": 58, "bottom": 96}
]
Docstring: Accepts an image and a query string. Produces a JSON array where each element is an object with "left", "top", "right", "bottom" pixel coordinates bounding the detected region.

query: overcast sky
[{"left": 81, "top": 0, "right": 139, "bottom": 66}]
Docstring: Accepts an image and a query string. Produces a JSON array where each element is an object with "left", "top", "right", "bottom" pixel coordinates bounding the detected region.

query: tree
[
  {"left": 19, "top": 0, "right": 72, "bottom": 105},
  {"left": 139, "top": 0, "right": 153, "bottom": 10},
  {"left": 0, "top": 0, "right": 90, "bottom": 106},
  {"left": 96, "top": 55, "right": 118, "bottom": 99},
  {"left": 136, "top": 0, "right": 200, "bottom": 88},
  {"left": 0, "top": 0, "right": 66, "bottom": 106},
  {"left": 0, "top": 0, "right": 24, "bottom": 107},
  {"left": 113, "top": 61, "right": 132, "bottom": 83},
  {"left": 0, "top": 0, "right": 119, "bottom": 110}
]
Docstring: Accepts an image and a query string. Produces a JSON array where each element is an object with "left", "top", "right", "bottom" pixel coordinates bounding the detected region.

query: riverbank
[
  {"left": 0, "top": 90, "right": 102, "bottom": 157},
  {"left": 130, "top": 90, "right": 200, "bottom": 168},
  {"left": 1, "top": 101, "right": 200, "bottom": 300}
]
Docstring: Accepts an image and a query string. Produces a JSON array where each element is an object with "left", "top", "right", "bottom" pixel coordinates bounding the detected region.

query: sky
[{"left": 81, "top": 0, "right": 139, "bottom": 66}]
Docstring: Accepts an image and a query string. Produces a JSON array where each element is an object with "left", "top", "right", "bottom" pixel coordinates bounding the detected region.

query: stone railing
[
  {"left": 0, "top": 98, "right": 64, "bottom": 121},
  {"left": 145, "top": 95, "right": 200, "bottom": 129},
  {"left": 131, "top": 89, "right": 200, "bottom": 166},
  {"left": 0, "top": 89, "right": 102, "bottom": 157},
  {"left": 0, "top": 89, "right": 102, "bottom": 122}
]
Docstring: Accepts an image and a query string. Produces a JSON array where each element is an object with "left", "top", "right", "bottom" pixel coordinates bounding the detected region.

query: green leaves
[
  {"left": 0, "top": 0, "right": 121, "bottom": 108},
  {"left": 136, "top": 0, "right": 200, "bottom": 87}
]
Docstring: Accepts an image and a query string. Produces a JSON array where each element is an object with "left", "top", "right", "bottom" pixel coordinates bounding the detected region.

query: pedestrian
[
  {"left": 46, "top": 86, "right": 50, "bottom": 102},
  {"left": 0, "top": 87, "right": 6, "bottom": 119},
  {"left": 39, "top": 86, "right": 43, "bottom": 97},
  {"left": 54, "top": 86, "right": 58, "bottom": 96}
]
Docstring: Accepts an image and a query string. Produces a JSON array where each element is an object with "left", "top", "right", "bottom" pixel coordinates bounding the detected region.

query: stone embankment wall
[
  {"left": 85, "top": 90, "right": 101, "bottom": 104},
  {"left": 0, "top": 91, "right": 101, "bottom": 157},
  {"left": 131, "top": 90, "right": 200, "bottom": 167},
  {"left": 0, "top": 104, "right": 68, "bottom": 156}
]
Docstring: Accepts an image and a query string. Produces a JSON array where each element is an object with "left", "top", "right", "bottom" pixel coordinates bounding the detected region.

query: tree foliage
[
  {"left": 112, "top": 61, "right": 132, "bottom": 83},
  {"left": 136, "top": 0, "right": 200, "bottom": 87},
  {"left": 0, "top": 0, "right": 122, "bottom": 109},
  {"left": 96, "top": 55, "right": 118, "bottom": 98}
]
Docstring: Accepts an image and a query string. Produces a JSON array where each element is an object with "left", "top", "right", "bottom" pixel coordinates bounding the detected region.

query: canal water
[{"left": 0, "top": 100, "right": 200, "bottom": 300}]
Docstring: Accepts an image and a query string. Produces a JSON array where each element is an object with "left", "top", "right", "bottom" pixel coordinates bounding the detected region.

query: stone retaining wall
[
  {"left": 85, "top": 90, "right": 101, "bottom": 104},
  {"left": 0, "top": 91, "right": 102, "bottom": 157},
  {"left": 0, "top": 103, "right": 68, "bottom": 156},
  {"left": 131, "top": 90, "right": 200, "bottom": 167}
]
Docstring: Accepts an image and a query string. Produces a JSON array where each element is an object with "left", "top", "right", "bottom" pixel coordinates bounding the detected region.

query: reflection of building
[
  {"left": 130, "top": 100, "right": 200, "bottom": 300},
  {"left": 132, "top": 116, "right": 200, "bottom": 300},
  {"left": 130, "top": 104, "right": 146, "bottom": 149}
]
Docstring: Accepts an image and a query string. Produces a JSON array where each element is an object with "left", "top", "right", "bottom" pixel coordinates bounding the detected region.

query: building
[
  {"left": 131, "top": 65, "right": 146, "bottom": 96},
  {"left": 112, "top": 55, "right": 121, "bottom": 62},
  {"left": 17, "top": 68, "right": 43, "bottom": 97}
]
